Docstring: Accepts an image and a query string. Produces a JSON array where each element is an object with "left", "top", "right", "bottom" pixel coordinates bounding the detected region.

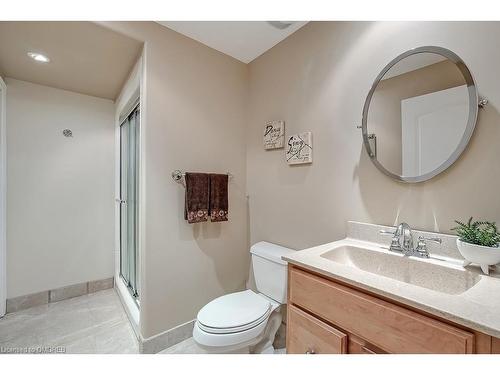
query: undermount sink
[{"left": 320, "top": 245, "right": 481, "bottom": 295}]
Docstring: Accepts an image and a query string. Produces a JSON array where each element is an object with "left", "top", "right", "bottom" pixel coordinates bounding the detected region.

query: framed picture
[
  {"left": 263, "top": 120, "right": 285, "bottom": 149},
  {"left": 286, "top": 132, "right": 313, "bottom": 165}
]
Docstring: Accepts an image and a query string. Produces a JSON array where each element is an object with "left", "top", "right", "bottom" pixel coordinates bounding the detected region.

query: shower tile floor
[{"left": 0, "top": 288, "right": 139, "bottom": 354}]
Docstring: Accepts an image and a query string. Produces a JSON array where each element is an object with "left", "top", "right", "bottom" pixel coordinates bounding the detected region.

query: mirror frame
[{"left": 361, "top": 46, "right": 479, "bottom": 183}]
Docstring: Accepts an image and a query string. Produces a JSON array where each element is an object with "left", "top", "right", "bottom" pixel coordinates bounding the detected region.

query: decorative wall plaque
[
  {"left": 263, "top": 120, "right": 285, "bottom": 149},
  {"left": 286, "top": 132, "right": 313, "bottom": 165}
]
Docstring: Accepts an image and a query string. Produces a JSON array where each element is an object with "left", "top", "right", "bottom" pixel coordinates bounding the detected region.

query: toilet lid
[{"left": 197, "top": 290, "right": 272, "bottom": 332}]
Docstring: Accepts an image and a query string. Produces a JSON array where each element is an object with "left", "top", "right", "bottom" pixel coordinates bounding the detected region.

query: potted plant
[{"left": 452, "top": 217, "right": 500, "bottom": 275}]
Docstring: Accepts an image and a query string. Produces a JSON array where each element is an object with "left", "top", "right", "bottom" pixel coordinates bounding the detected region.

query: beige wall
[
  {"left": 247, "top": 21, "right": 500, "bottom": 251},
  {"left": 6, "top": 78, "right": 115, "bottom": 298},
  {"left": 98, "top": 22, "right": 249, "bottom": 339},
  {"left": 370, "top": 60, "right": 465, "bottom": 174}
]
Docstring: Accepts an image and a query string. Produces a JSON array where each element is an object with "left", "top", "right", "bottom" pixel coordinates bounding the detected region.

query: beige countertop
[{"left": 283, "top": 237, "right": 500, "bottom": 338}]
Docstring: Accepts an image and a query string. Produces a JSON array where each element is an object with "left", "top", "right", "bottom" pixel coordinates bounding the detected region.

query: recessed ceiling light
[{"left": 27, "top": 52, "right": 50, "bottom": 63}]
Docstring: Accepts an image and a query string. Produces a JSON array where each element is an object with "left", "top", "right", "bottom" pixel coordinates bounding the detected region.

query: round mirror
[{"left": 362, "top": 46, "right": 479, "bottom": 183}]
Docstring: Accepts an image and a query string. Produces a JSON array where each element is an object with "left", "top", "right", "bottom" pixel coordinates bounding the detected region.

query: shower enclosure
[
  {"left": 119, "top": 104, "right": 140, "bottom": 301},
  {"left": 0, "top": 77, "right": 6, "bottom": 317}
]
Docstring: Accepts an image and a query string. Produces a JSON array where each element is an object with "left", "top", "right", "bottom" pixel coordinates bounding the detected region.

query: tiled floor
[
  {"left": 160, "top": 337, "right": 211, "bottom": 354},
  {"left": 0, "top": 289, "right": 139, "bottom": 354},
  {"left": 1, "top": 288, "right": 287, "bottom": 355},
  {"left": 159, "top": 337, "right": 286, "bottom": 354}
]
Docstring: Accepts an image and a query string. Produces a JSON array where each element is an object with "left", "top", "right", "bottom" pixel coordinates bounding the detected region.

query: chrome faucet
[{"left": 379, "top": 223, "right": 442, "bottom": 258}]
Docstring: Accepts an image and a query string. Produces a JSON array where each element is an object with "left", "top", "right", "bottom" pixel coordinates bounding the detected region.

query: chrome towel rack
[{"left": 171, "top": 169, "right": 233, "bottom": 183}]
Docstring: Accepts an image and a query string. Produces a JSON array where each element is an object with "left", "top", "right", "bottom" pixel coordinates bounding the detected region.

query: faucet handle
[
  {"left": 380, "top": 229, "right": 401, "bottom": 250},
  {"left": 418, "top": 236, "right": 442, "bottom": 244},
  {"left": 414, "top": 236, "right": 441, "bottom": 258}
]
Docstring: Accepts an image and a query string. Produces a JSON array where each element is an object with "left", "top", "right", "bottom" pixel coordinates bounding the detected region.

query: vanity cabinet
[
  {"left": 286, "top": 265, "right": 499, "bottom": 354},
  {"left": 288, "top": 304, "right": 347, "bottom": 354}
]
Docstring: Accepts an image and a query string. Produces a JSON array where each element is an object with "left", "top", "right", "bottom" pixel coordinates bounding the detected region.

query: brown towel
[
  {"left": 209, "top": 173, "right": 229, "bottom": 222},
  {"left": 184, "top": 173, "right": 209, "bottom": 224}
]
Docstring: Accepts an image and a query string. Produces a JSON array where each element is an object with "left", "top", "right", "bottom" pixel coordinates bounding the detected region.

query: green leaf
[{"left": 452, "top": 217, "right": 500, "bottom": 248}]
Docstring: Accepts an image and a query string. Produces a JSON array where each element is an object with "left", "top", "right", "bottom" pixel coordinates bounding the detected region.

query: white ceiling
[
  {"left": 157, "top": 21, "right": 308, "bottom": 63},
  {"left": 0, "top": 22, "right": 143, "bottom": 100}
]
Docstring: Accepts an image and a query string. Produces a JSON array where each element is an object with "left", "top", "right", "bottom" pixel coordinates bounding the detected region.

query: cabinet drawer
[
  {"left": 493, "top": 337, "right": 500, "bottom": 354},
  {"left": 348, "top": 334, "right": 386, "bottom": 354},
  {"left": 289, "top": 266, "right": 474, "bottom": 354},
  {"left": 287, "top": 304, "right": 347, "bottom": 354}
]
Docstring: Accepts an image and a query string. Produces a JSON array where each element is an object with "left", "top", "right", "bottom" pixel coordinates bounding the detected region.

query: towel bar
[{"left": 171, "top": 169, "right": 233, "bottom": 183}]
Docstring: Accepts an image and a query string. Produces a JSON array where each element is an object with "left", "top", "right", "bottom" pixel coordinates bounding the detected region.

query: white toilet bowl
[
  {"left": 193, "top": 290, "right": 282, "bottom": 353},
  {"left": 192, "top": 242, "right": 295, "bottom": 354}
]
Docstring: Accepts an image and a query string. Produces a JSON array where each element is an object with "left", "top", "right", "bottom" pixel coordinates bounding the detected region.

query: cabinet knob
[{"left": 305, "top": 349, "right": 316, "bottom": 354}]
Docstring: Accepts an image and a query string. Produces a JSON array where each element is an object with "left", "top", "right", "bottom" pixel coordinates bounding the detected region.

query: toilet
[{"left": 192, "top": 241, "right": 295, "bottom": 353}]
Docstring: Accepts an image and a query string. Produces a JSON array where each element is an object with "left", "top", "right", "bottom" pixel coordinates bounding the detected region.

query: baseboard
[
  {"left": 5, "top": 277, "right": 114, "bottom": 314},
  {"left": 140, "top": 319, "right": 195, "bottom": 354}
]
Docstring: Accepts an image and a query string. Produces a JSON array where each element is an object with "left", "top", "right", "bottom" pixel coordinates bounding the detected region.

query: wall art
[
  {"left": 263, "top": 120, "right": 285, "bottom": 149},
  {"left": 286, "top": 132, "right": 312, "bottom": 165}
]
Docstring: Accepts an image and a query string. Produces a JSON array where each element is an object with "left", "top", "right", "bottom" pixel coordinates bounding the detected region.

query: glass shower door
[{"left": 120, "top": 105, "right": 140, "bottom": 300}]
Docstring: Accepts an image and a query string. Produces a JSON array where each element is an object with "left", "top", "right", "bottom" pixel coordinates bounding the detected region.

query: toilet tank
[{"left": 250, "top": 241, "right": 296, "bottom": 304}]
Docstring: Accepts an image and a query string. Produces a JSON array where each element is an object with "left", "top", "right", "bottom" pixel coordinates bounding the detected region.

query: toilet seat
[
  {"left": 193, "top": 290, "right": 281, "bottom": 350},
  {"left": 198, "top": 309, "right": 271, "bottom": 334},
  {"left": 197, "top": 290, "right": 272, "bottom": 334},
  {"left": 193, "top": 313, "right": 270, "bottom": 350}
]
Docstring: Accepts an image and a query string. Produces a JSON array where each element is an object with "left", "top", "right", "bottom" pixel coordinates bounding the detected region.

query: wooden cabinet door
[{"left": 287, "top": 304, "right": 347, "bottom": 354}]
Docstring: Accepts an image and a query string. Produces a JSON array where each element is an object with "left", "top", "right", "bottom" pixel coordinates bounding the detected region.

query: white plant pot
[{"left": 457, "top": 239, "right": 500, "bottom": 275}]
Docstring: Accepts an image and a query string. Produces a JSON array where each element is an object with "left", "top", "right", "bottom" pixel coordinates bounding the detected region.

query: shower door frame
[
  {"left": 0, "top": 77, "right": 6, "bottom": 317},
  {"left": 119, "top": 103, "right": 140, "bottom": 303},
  {"left": 113, "top": 55, "right": 143, "bottom": 337}
]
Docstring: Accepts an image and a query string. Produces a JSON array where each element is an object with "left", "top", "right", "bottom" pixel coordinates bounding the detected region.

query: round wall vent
[{"left": 62, "top": 129, "right": 73, "bottom": 137}]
